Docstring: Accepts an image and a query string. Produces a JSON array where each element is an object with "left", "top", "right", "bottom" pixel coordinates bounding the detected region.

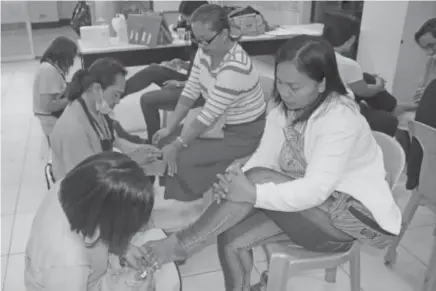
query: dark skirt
[{"left": 159, "top": 114, "right": 266, "bottom": 201}]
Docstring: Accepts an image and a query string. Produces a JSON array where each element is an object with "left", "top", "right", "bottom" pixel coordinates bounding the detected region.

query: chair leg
[
  {"left": 266, "top": 254, "right": 291, "bottom": 291},
  {"left": 349, "top": 251, "right": 361, "bottom": 291},
  {"left": 325, "top": 267, "right": 337, "bottom": 283},
  {"left": 385, "top": 190, "right": 421, "bottom": 267}
]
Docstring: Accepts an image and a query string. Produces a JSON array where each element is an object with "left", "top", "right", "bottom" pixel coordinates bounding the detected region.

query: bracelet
[{"left": 176, "top": 136, "right": 188, "bottom": 148}]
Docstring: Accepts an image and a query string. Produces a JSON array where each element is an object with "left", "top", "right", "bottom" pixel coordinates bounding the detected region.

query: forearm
[
  {"left": 179, "top": 119, "right": 209, "bottom": 145},
  {"left": 113, "top": 121, "right": 145, "bottom": 144},
  {"left": 167, "top": 96, "right": 196, "bottom": 132},
  {"left": 358, "top": 84, "right": 382, "bottom": 98}
]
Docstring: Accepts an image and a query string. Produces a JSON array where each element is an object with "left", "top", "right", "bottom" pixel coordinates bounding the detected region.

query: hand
[
  {"left": 374, "top": 76, "right": 386, "bottom": 92},
  {"left": 163, "top": 79, "right": 181, "bottom": 88},
  {"left": 120, "top": 244, "right": 149, "bottom": 270},
  {"left": 212, "top": 172, "right": 231, "bottom": 204},
  {"left": 161, "top": 143, "right": 179, "bottom": 176},
  {"left": 129, "top": 145, "right": 162, "bottom": 166},
  {"left": 152, "top": 128, "right": 172, "bottom": 145},
  {"left": 213, "top": 164, "right": 257, "bottom": 205}
]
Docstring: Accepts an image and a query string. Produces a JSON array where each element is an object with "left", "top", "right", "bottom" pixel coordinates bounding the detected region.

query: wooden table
[{"left": 78, "top": 24, "right": 323, "bottom": 68}]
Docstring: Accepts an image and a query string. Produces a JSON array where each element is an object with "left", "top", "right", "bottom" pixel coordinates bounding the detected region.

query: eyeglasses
[{"left": 192, "top": 29, "right": 222, "bottom": 46}]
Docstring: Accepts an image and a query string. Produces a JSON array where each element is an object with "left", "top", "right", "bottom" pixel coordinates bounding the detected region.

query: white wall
[
  {"left": 1, "top": 1, "right": 28, "bottom": 24},
  {"left": 57, "top": 1, "right": 77, "bottom": 20},
  {"left": 357, "top": 1, "right": 410, "bottom": 92}
]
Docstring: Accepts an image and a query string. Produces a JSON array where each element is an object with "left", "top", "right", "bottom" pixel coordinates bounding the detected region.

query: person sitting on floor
[
  {"left": 121, "top": 36, "right": 402, "bottom": 291},
  {"left": 33, "top": 37, "right": 78, "bottom": 139},
  {"left": 122, "top": 0, "right": 208, "bottom": 142},
  {"left": 322, "top": 12, "right": 399, "bottom": 137},
  {"left": 50, "top": 58, "right": 161, "bottom": 181},
  {"left": 25, "top": 151, "right": 178, "bottom": 291},
  {"left": 395, "top": 17, "right": 436, "bottom": 157}
]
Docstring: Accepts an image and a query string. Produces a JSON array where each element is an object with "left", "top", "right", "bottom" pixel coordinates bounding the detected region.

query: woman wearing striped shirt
[{"left": 153, "top": 4, "right": 266, "bottom": 202}]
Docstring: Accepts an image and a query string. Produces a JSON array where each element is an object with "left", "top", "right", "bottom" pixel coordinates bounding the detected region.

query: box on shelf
[{"left": 80, "top": 25, "right": 110, "bottom": 45}]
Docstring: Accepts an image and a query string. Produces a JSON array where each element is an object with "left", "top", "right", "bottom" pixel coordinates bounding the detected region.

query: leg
[
  {"left": 140, "top": 87, "right": 182, "bottom": 141},
  {"left": 123, "top": 64, "right": 186, "bottom": 98},
  {"left": 218, "top": 210, "right": 285, "bottom": 291}
]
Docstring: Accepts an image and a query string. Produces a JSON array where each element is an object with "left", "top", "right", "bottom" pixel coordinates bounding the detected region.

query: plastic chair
[
  {"left": 384, "top": 121, "right": 436, "bottom": 290},
  {"left": 259, "top": 131, "right": 405, "bottom": 291}
]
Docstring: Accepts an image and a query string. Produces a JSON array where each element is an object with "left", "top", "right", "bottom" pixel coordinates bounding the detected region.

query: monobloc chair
[
  {"left": 384, "top": 121, "right": 436, "bottom": 291},
  {"left": 259, "top": 131, "right": 405, "bottom": 291}
]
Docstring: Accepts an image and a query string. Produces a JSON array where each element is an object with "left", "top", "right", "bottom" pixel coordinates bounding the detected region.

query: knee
[
  {"left": 217, "top": 231, "right": 239, "bottom": 252},
  {"left": 140, "top": 91, "right": 160, "bottom": 108},
  {"left": 244, "top": 167, "right": 291, "bottom": 185}
]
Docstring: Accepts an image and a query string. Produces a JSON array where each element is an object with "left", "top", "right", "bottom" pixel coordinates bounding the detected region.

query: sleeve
[
  {"left": 42, "top": 266, "right": 90, "bottom": 291},
  {"left": 181, "top": 50, "right": 202, "bottom": 101},
  {"left": 38, "top": 65, "right": 66, "bottom": 95},
  {"left": 344, "top": 60, "right": 364, "bottom": 84},
  {"left": 254, "top": 107, "right": 360, "bottom": 212},
  {"left": 197, "top": 62, "right": 245, "bottom": 126},
  {"left": 242, "top": 108, "right": 282, "bottom": 171}
]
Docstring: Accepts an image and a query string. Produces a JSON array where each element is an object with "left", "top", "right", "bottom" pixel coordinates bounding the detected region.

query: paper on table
[{"left": 266, "top": 24, "right": 323, "bottom": 36}]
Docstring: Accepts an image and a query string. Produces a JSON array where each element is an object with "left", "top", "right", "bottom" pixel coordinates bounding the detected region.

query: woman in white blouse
[{"left": 123, "top": 35, "right": 401, "bottom": 291}]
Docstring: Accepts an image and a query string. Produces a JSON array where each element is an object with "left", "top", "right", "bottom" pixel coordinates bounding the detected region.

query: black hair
[
  {"left": 273, "top": 35, "right": 349, "bottom": 124},
  {"left": 64, "top": 57, "right": 127, "bottom": 102},
  {"left": 59, "top": 151, "right": 154, "bottom": 255},
  {"left": 40, "top": 37, "right": 78, "bottom": 74},
  {"left": 178, "top": 0, "right": 208, "bottom": 17},
  {"left": 322, "top": 12, "right": 360, "bottom": 47},
  {"left": 415, "top": 17, "right": 436, "bottom": 44},
  {"left": 190, "top": 3, "right": 241, "bottom": 42}
]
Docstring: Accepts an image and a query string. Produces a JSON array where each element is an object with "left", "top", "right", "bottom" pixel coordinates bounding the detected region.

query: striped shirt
[{"left": 182, "top": 43, "right": 266, "bottom": 126}]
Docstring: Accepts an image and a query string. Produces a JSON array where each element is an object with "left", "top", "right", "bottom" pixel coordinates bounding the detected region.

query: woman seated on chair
[
  {"left": 151, "top": 4, "right": 267, "bottom": 202},
  {"left": 123, "top": 35, "right": 402, "bottom": 291},
  {"left": 395, "top": 18, "right": 436, "bottom": 153},
  {"left": 33, "top": 37, "right": 78, "bottom": 138},
  {"left": 25, "top": 151, "right": 178, "bottom": 291},
  {"left": 50, "top": 58, "right": 161, "bottom": 181},
  {"left": 122, "top": 0, "right": 208, "bottom": 142},
  {"left": 406, "top": 78, "right": 436, "bottom": 190}
]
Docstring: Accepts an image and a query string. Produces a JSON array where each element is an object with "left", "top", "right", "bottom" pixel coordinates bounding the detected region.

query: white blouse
[{"left": 243, "top": 97, "right": 402, "bottom": 235}]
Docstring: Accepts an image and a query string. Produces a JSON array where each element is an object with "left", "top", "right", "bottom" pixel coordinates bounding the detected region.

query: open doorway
[{"left": 311, "top": 1, "right": 364, "bottom": 60}]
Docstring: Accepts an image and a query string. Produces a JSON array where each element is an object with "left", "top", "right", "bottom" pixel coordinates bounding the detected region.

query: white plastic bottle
[{"left": 118, "top": 15, "right": 128, "bottom": 44}]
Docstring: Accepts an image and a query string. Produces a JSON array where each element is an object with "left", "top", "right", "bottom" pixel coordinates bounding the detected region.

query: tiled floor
[{"left": 1, "top": 58, "right": 435, "bottom": 291}]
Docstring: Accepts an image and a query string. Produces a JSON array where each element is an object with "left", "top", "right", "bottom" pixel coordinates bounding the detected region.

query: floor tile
[
  {"left": 255, "top": 261, "right": 354, "bottom": 291},
  {"left": 3, "top": 253, "right": 25, "bottom": 291},
  {"left": 1, "top": 215, "right": 14, "bottom": 256},
  {"left": 179, "top": 243, "right": 221, "bottom": 277},
  {"left": 182, "top": 268, "right": 260, "bottom": 291},
  {"left": 342, "top": 245, "right": 426, "bottom": 291},
  {"left": 9, "top": 213, "right": 35, "bottom": 254},
  {"left": 1, "top": 255, "right": 8, "bottom": 290},
  {"left": 400, "top": 224, "right": 435, "bottom": 266},
  {"left": 1, "top": 185, "right": 19, "bottom": 216}
]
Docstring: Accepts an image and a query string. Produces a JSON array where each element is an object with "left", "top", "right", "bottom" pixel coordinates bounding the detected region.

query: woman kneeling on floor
[
  {"left": 25, "top": 151, "right": 180, "bottom": 291},
  {"left": 123, "top": 35, "right": 402, "bottom": 291}
]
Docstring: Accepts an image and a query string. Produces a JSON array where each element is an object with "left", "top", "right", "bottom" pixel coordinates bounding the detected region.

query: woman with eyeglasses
[
  {"left": 122, "top": 0, "right": 208, "bottom": 143},
  {"left": 152, "top": 4, "right": 266, "bottom": 202}
]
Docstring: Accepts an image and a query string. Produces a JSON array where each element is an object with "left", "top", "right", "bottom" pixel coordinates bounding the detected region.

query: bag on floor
[{"left": 70, "top": 1, "right": 92, "bottom": 36}]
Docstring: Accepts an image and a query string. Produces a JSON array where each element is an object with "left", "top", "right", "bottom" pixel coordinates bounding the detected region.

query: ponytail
[{"left": 64, "top": 68, "right": 90, "bottom": 102}]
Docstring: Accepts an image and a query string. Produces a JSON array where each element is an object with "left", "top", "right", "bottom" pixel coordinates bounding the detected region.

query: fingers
[
  {"left": 167, "top": 160, "right": 177, "bottom": 177},
  {"left": 152, "top": 132, "right": 161, "bottom": 145}
]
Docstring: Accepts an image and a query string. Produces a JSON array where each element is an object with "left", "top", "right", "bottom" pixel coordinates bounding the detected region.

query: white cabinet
[
  {"left": 28, "top": 1, "right": 59, "bottom": 23},
  {"left": 357, "top": 1, "right": 436, "bottom": 103}
]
